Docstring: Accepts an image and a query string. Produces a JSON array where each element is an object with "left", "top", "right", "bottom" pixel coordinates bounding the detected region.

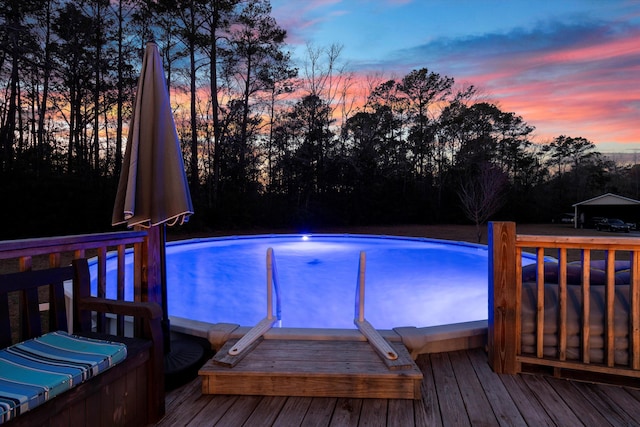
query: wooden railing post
[
  {"left": 488, "top": 221, "right": 520, "bottom": 374},
  {"left": 133, "top": 226, "right": 162, "bottom": 338},
  {"left": 134, "top": 225, "right": 162, "bottom": 305}
]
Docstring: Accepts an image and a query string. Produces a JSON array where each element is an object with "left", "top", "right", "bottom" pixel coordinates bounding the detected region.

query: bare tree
[{"left": 458, "top": 162, "right": 508, "bottom": 242}]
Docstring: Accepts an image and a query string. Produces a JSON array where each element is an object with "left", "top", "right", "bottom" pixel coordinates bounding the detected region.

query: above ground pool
[{"left": 94, "top": 234, "right": 531, "bottom": 329}]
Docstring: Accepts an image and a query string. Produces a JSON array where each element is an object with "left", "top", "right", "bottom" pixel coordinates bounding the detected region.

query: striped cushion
[{"left": 0, "top": 331, "right": 127, "bottom": 424}]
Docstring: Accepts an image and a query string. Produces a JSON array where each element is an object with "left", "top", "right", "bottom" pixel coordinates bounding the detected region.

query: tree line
[{"left": 0, "top": 0, "right": 637, "bottom": 240}]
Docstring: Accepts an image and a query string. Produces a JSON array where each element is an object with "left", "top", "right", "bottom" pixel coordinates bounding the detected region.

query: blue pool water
[{"left": 93, "top": 234, "right": 529, "bottom": 329}]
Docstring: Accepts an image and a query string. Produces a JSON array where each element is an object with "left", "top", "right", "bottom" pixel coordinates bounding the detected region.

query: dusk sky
[{"left": 271, "top": 0, "right": 640, "bottom": 153}]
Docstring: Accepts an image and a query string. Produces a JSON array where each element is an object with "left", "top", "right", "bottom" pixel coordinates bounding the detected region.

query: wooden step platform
[{"left": 199, "top": 339, "right": 423, "bottom": 399}]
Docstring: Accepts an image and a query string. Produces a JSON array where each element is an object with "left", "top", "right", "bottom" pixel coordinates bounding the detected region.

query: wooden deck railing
[
  {"left": 488, "top": 221, "right": 640, "bottom": 380},
  {"left": 0, "top": 228, "right": 164, "bottom": 338}
]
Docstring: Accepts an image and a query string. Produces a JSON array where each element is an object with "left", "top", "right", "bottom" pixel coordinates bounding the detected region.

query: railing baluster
[
  {"left": 49, "top": 253, "right": 60, "bottom": 268},
  {"left": 133, "top": 241, "right": 143, "bottom": 304},
  {"left": 631, "top": 250, "right": 640, "bottom": 370},
  {"left": 96, "top": 246, "right": 107, "bottom": 333},
  {"left": 581, "top": 248, "right": 591, "bottom": 364},
  {"left": 516, "top": 246, "right": 523, "bottom": 358},
  {"left": 606, "top": 250, "right": 616, "bottom": 367},
  {"left": 558, "top": 248, "right": 568, "bottom": 361},
  {"left": 536, "top": 247, "right": 545, "bottom": 359},
  {"left": 19, "top": 256, "right": 32, "bottom": 272},
  {"left": 97, "top": 247, "right": 107, "bottom": 299},
  {"left": 117, "top": 244, "right": 126, "bottom": 335}
]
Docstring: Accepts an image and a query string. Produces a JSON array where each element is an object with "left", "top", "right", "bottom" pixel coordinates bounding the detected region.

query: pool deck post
[
  {"left": 134, "top": 225, "right": 163, "bottom": 339},
  {"left": 488, "top": 221, "right": 520, "bottom": 374}
]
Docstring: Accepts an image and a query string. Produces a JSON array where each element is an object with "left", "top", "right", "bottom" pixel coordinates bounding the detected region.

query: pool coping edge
[{"left": 170, "top": 316, "right": 488, "bottom": 359}]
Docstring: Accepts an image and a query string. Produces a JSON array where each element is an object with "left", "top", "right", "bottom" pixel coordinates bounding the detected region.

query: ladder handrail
[
  {"left": 355, "top": 251, "right": 366, "bottom": 322},
  {"left": 266, "top": 247, "right": 282, "bottom": 322},
  {"left": 228, "top": 247, "right": 281, "bottom": 356},
  {"left": 354, "top": 251, "right": 399, "bottom": 361}
]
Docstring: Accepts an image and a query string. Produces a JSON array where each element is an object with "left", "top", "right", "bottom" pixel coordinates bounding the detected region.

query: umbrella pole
[
  {"left": 159, "top": 223, "right": 207, "bottom": 389},
  {"left": 160, "top": 223, "right": 171, "bottom": 354}
]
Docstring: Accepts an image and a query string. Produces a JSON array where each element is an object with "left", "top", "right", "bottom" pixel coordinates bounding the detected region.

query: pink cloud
[
  {"left": 272, "top": 0, "right": 346, "bottom": 45},
  {"left": 455, "top": 30, "right": 640, "bottom": 147}
]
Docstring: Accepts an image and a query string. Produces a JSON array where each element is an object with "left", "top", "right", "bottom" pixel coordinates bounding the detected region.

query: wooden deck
[{"left": 156, "top": 348, "right": 640, "bottom": 426}]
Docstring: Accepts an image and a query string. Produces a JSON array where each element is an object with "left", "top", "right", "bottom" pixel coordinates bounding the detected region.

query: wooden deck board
[
  {"left": 213, "top": 395, "right": 262, "bottom": 426},
  {"left": 415, "top": 355, "right": 444, "bottom": 427},
  {"left": 626, "top": 387, "right": 640, "bottom": 401},
  {"left": 241, "top": 395, "right": 288, "bottom": 427},
  {"left": 520, "top": 374, "right": 584, "bottom": 426},
  {"left": 583, "top": 382, "right": 640, "bottom": 426},
  {"left": 157, "top": 348, "right": 640, "bottom": 427},
  {"left": 430, "top": 352, "right": 472, "bottom": 427},
  {"left": 271, "top": 396, "right": 312, "bottom": 426},
  {"left": 185, "top": 395, "right": 236, "bottom": 426},
  {"left": 387, "top": 398, "right": 415, "bottom": 426},
  {"left": 301, "top": 397, "right": 338, "bottom": 427},
  {"left": 547, "top": 376, "right": 615, "bottom": 426},
  {"left": 498, "top": 373, "right": 556, "bottom": 426},
  {"left": 216, "top": 338, "right": 411, "bottom": 364},
  {"left": 158, "top": 385, "right": 214, "bottom": 426},
  {"left": 569, "top": 382, "right": 632, "bottom": 427},
  {"left": 449, "top": 350, "right": 499, "bottom": 426},
  {"left": 358, "top": 399, "right": 388, "bottom": 426},
  {"left": 466, "top": 346, "right": 528, "bottom": 427},
  {"left": 328, "top": 398, "right": 363, "bottom": 426}
]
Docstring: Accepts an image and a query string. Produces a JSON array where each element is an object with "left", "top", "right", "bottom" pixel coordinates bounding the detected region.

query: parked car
[
  {"left": 559, "top": 213, "right": 574, "bottom": 224},
  {"left": 595, "top": 218, "right": 630, "bottom": 232},
  {"left": 588, "top": 216, "right": 606, "bottom": 229}
]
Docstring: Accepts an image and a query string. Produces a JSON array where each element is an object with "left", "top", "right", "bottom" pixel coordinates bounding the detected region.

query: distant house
[{"left": 572, "top": 193, "right": 640, "bottom": 228}]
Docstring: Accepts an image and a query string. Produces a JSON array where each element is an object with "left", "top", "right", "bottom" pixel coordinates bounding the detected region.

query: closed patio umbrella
[
  {"left": 112, "top": 41, "right": 193, "bottom": 229},
  {"left": 112, "top": 41, "right": 201, "bottom": 384}
]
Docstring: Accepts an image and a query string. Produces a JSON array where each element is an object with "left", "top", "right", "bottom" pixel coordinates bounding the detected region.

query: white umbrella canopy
[
  {"left": 112, "top": 41, "right": 193, "bottom": 228},
  {"left": 112, "top": 42, "right": 202, "bottom": 381}
]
